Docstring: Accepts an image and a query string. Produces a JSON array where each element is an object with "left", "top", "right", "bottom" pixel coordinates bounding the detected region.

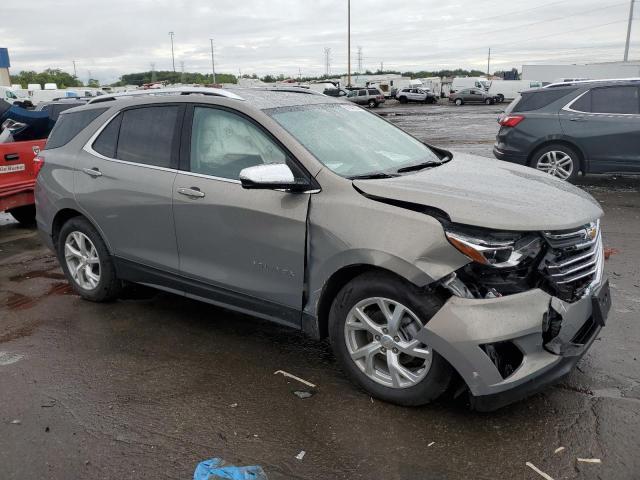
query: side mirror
[{"left": 240, "top": 164, "right": 303, "bottom": 191}]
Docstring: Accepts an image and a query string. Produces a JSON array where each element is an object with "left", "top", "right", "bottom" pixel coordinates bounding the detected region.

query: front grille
[{"left": 539, "top": 221, "right": 603, "bottom": 302}]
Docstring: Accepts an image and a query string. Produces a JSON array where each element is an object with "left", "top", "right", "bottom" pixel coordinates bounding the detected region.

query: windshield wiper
[
  {"left": 396, "top": 160, "right": 445, "bottom": 174},
  {"left": 349, "top": 172, "right": 399, "bottom": 180}
]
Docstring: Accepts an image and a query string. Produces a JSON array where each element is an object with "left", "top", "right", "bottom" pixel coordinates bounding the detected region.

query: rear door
[
  {"left": 172, "top": 104, "right": 310, "bottom": 322},
  {"left": 560, "top": 85, "right": 640, "bottom": 172},
  {"left": 75, "top": 104, "right": 183, "bottom": 271},
  {"left": 468, "top": 89, "right": 483, "bottom": 103}
]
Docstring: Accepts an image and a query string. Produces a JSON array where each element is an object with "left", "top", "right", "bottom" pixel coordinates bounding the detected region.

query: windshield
[{"left": 267, "top": 103, "right": 443, "bottom": 177}]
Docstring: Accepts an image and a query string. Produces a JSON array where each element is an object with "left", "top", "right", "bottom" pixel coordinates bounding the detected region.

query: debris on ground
[
  {"left": 604, "top": 247, "right": 620, "bottom": 260},
  {"left": 274, "top": 370, "right": 316, "bottom": 388},
  {"left": 295, "top": 451, "right": 306, "bottom": 461},
  {"left": 229, "top": 403, "right": 238, "bottom": 408},
  {"left": 293, "top": 391, "right": 313, "bottom": 399},
  {"left": 10, "top": 419, "right": 21, "bottom": 425},
  {"left": 554, "top": 447, "right": 565, "bottom": 454},
  {"left": 193, "top": 458, "right": 268, "bottom": 480},
  {"left": 577, "top": 458, "right": 601, "bottom": 463},
  {"left": 525, "top": 462, "right": 555, "bottom": 480},
  {"left": 428, "top": 442, "right": 435, "bottom": 447}
]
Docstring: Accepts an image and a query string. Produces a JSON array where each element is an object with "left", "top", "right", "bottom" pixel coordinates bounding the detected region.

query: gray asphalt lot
[{"left": 1, "top": 101, "right": 639, "bottom": 480}]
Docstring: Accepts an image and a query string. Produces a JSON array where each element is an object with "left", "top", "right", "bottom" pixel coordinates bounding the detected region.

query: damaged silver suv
[{"left": 35, "top": 87, "right": 611, "bottom": 410}]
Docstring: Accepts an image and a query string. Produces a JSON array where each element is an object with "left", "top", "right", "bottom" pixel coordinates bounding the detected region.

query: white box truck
[{"left": 488, "top": 80, "right": 543, "bottom": 103}]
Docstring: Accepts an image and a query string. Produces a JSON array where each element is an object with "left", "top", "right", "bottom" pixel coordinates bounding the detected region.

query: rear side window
[
  {"left": 512, "top": 88, "right": 577, "bottom": 112},
  {"left": 368, "top": 89, "right": 379, "bottom": 95},
  {"left": 572, "top": 86, "right": 640, "bottom": 114},
  {"left": 92, "top": 113, "right": 122, "bottom": 158},
  {"left": 116, "top": 106, "right": 180, "bottom": 168},
  {"left": 46, "top": 108, "right": 107, "bottom": 149}
]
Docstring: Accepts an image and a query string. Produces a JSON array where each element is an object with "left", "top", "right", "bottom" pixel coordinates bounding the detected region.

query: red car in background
[{"left": 0, "top": 138, "right": 46, "bottom": 225}]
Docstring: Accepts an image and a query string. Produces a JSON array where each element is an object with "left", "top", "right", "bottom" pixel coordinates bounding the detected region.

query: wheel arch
[
  {"left": 51, "top": 208, "right": 112, "bottom": 253},
  {"left": 527, "top": 138, "right": 587, "bottom": 174}
]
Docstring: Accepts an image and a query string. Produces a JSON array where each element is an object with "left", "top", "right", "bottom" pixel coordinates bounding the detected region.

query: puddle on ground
[{"left": 9, "top": 269, "right": 65, "bottom": 283}]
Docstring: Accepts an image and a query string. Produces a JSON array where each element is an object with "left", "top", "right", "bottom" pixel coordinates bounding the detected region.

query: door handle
[
  {"left": 82, "top": 167, "right": 102, "bottom": 177},
  {"left": 177, "top": 187, "right": 206, "bottom": 199},
  {"left": 4, "top": 153, "right": 19, "bottom": 161}
]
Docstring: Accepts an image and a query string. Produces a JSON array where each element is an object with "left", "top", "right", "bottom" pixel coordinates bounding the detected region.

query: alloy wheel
[
  {"left": 64, "top": 231, "right": 101, "bottom": 290},
  {"left": 344, "top": 297, "right": 433, "bottom": 389},
  {"left": 536, "top": 150, "right": 574, "bottom": 180}
]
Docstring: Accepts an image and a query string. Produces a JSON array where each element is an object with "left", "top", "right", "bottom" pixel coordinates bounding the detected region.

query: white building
[{"left": 522, "top": 61, "right": 640, "bottom": 83}]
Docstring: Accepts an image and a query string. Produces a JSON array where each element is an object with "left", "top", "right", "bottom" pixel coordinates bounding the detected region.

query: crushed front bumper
[{"left": 415, "top": 284, "right": 605, "bottom": 411}]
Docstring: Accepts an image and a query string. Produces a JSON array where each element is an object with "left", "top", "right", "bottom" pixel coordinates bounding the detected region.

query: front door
[
  {"left": 172, "top": 105, "right": 310, "bottom": 324},
  {"left": 560, "top": 85, "right": 640, "bottom": 173},
  {"left": 75, "top": 104, "right": 183, "bottom": 271}
]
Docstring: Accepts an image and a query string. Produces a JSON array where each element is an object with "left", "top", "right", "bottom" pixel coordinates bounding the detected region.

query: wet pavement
[{"left": 1, "top": 102, "right": 639, "bottom": 480}]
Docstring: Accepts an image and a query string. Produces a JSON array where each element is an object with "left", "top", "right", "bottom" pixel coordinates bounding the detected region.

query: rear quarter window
[
  {"left": 512, "top": 88, "right": 577, "bottom": 112},
  {"left": 45, "top": 108, "right": 107, "bottom": 149}
]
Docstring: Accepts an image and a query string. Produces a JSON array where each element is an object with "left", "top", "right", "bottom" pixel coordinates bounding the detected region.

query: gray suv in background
[
  {"left": 494, "top": 79, "right": 640, "bottom": 180},
  {"left": 35, "top": 87, "right": 610, "bottom": 411}
]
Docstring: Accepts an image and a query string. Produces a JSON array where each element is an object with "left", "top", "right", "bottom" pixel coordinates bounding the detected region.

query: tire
[
  {"left": 399, "top": 96, "right": 408, "bottom": 104},
  {"left": 57, "top": 216, "right": 122, "bottom": 302},
  {"left": 368, "top": 99, "right": 377, "bottom": 108},
  {"left": 455, "top": 98, "right": 463, "bottom": 106},
  {"left": 329, "top": 271, "right": 453, "bottom": 406},
  {"left": 496, "top": 94, "right": 504, "bottom": 103},
  {"left": 530, "top": 143, "right": 580, "bottom": 181},
  {"left": 8, "top": 204, "right": 36, "bottom": 226},
  {"left": 485, "top": 98, "right": 493, "bottom": 105}
]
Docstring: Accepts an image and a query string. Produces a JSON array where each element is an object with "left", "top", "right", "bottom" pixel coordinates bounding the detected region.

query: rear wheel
[
  {"left": 455, "top": 98, "right": 463, "bottom": 106},
  {"left": 485, "top": 98, "right": 493, "bottom": 105},
  {"left": 496, "top": 94, "right": 505, "bottom": 103},
  {"left": 8, "top": 205, "right": 36, "bottom": 226},
  {"left": 531, "top": 144, "right": 580, "bottom": 181},
  {"left": 329, "top": 271, "right": 453, "bottom": 406},
  {"left": 399, "top": 96, "right": 408, "bottom": 104},
  {"left": 368, "top": 99, "right": 377, "bottom": 108},
  {"left": 57, "top": 217, "right": 121, "bottom": 302}
]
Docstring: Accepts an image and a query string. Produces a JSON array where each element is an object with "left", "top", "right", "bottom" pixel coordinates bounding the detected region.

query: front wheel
[
  {"left": 57, "top": 216, "right": 122, "bottom": 302},
  {"left": 398, "top": 96, "right": 408, "bottom": 104},
  {"left": 531, "top": 144, "right": 580, "bottom": 181},
  {"left": 455, "top": 98, "right": 463, "bottom": 106},
  {"left": 496, "top": 94, "right": 504, "bottom": 103},
  {"left": 8, "top": 204, "right": 36, "bottom": 226},
  {"left": 485, "top": 98, "right": 493, "bottom": 105},
  {"left": 329, "top": 272, "right": 453, "bottom": 406}
]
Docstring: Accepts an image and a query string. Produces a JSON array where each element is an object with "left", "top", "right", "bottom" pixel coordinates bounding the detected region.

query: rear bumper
[{"left": 493, "top": 144, "right": 528, "bottom": 165}]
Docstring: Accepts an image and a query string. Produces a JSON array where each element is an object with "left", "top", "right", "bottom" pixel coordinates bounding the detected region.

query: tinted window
[
  {"left": 512, "top": 88, "right": 577, "bottom": 112},
  {"left": 368, "top": 89, "right": 379, "bottom": 95},
  {"left": 190, "top": 107, "right": 290, "bottom": 180},
  {"left": 591, "top": 87, "right": 639, "bottom": 114},
  {"left": 116, "top": 106, "right": 179, "bottom": 168},
  {"left": 46, "top": 108, "right": 107, "bottom": 149},
  {"left": 358, "top": 90, "right": 367, "bottom": 96},
  {"left": 92, "top": 113, "right": 122, "bottom": 158}
]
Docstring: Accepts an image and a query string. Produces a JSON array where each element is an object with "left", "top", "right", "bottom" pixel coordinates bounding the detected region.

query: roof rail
[
  {"left": 544, "top": 77, "right": 640, "bottom": 88},
  {"left": 251, "top": 86, "right": 326, "bottom": 96},
  {"left": 87, "top": 87, "right": 244, "bottom": 104}
]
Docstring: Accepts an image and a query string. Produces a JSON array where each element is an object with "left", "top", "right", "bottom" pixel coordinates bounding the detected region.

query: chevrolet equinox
[{"left": 35, "top": 87, "right": 611, "bottom": 410}]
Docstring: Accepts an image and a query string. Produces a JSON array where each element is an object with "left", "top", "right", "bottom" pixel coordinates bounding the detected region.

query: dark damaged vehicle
[{"left": 35, "top": 88, "right": 610, "bottom": 410}]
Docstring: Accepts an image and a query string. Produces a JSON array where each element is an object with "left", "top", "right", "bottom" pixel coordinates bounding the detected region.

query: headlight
[{"left": 445, "top": 227, "right": 542, "bottom": 268}]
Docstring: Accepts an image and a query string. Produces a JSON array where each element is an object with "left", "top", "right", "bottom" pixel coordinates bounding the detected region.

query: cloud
[{"left": 0, "top": 0, "right": 635, "bottom": 83}]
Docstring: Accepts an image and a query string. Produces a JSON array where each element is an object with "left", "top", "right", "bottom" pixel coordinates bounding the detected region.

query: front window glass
[
  {"left": 268, "top": 104, "right": 442, "bottom": 178},
  {"left": 190, "top": 107, "right": 289, "bottom": 180}
]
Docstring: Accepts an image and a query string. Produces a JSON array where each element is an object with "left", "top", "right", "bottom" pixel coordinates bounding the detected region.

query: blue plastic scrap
[{"left": 193, "top": 458, "right": 268, "bottom": 480}]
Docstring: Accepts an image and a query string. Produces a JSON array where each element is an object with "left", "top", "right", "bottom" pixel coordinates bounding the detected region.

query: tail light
[
  {"left": 33, "top": 153, "right": 45, "bottom": 177},
  {"left": 499, "top": 115, "right": 525, "bottom": 128}
]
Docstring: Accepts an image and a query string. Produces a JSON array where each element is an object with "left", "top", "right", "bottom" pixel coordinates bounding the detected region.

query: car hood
[{"left": 353, "top": 153, "right": 603, "bottom": 231}]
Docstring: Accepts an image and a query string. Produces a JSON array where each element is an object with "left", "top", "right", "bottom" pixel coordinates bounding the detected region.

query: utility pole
[
  {"left": 180, "top": 61, "right": 185, "bottom": 83},
  {"left": 210, "top": 38, "right": 216, "bottom": 84},
  {"left": 168, "top": 31, "right": 176, "bottom": 72},
  {"left": 357, "top": 46, "right": 363, "bottom": 73},
  {"left": 624, "top": 0, "right": 635, "bottom": 61},
  {"left": 347, "top": 0, "right": 351, "bottom": 86},
  {"left": 150, "top": 63, "right": 156, "bottom": 82},
  {"left": 380, "top": 61, "right": 383, "bottom": 73},
  {"left": 487, "top": 47, "right": 491, "bottom": 76},
  {"left": 72, "top": 60, "right": 77, "bottom": 78},
  {"left": 324, "top": 47, "right": 331, "bottom": 76}
]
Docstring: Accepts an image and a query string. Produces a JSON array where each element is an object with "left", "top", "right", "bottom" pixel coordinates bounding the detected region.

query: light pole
[
  {"left": 210, "top": 38, "right": 216, "bottom": 84},
  {"left": 169, "top": 31, "right": 176, "bottom": 72},
  {"left": 347, "top": 0, "right": 351, "bottom": 86},
  {"left": 624, "top": 0, "right": 635, "bottom": 61}
]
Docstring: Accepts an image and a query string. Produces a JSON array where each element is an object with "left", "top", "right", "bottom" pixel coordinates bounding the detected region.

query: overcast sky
[{"left": 1, "top": 0, "right": 636, "bottom": 83}]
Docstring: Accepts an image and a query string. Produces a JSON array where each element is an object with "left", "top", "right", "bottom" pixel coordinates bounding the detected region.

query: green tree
[{"left": 10, "top": 68, "right": 83, "bottom": 88}]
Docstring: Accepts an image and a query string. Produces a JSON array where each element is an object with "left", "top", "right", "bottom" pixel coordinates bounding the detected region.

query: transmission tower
[
  {"left": 324, "top": 48, "right": 332, "bottom": 76},
  {"left": 150, "top": 63, "right": 156, "bottom": 82},
  {"left": 357, "top": 46, "right": 363, "bottom": 73}
]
